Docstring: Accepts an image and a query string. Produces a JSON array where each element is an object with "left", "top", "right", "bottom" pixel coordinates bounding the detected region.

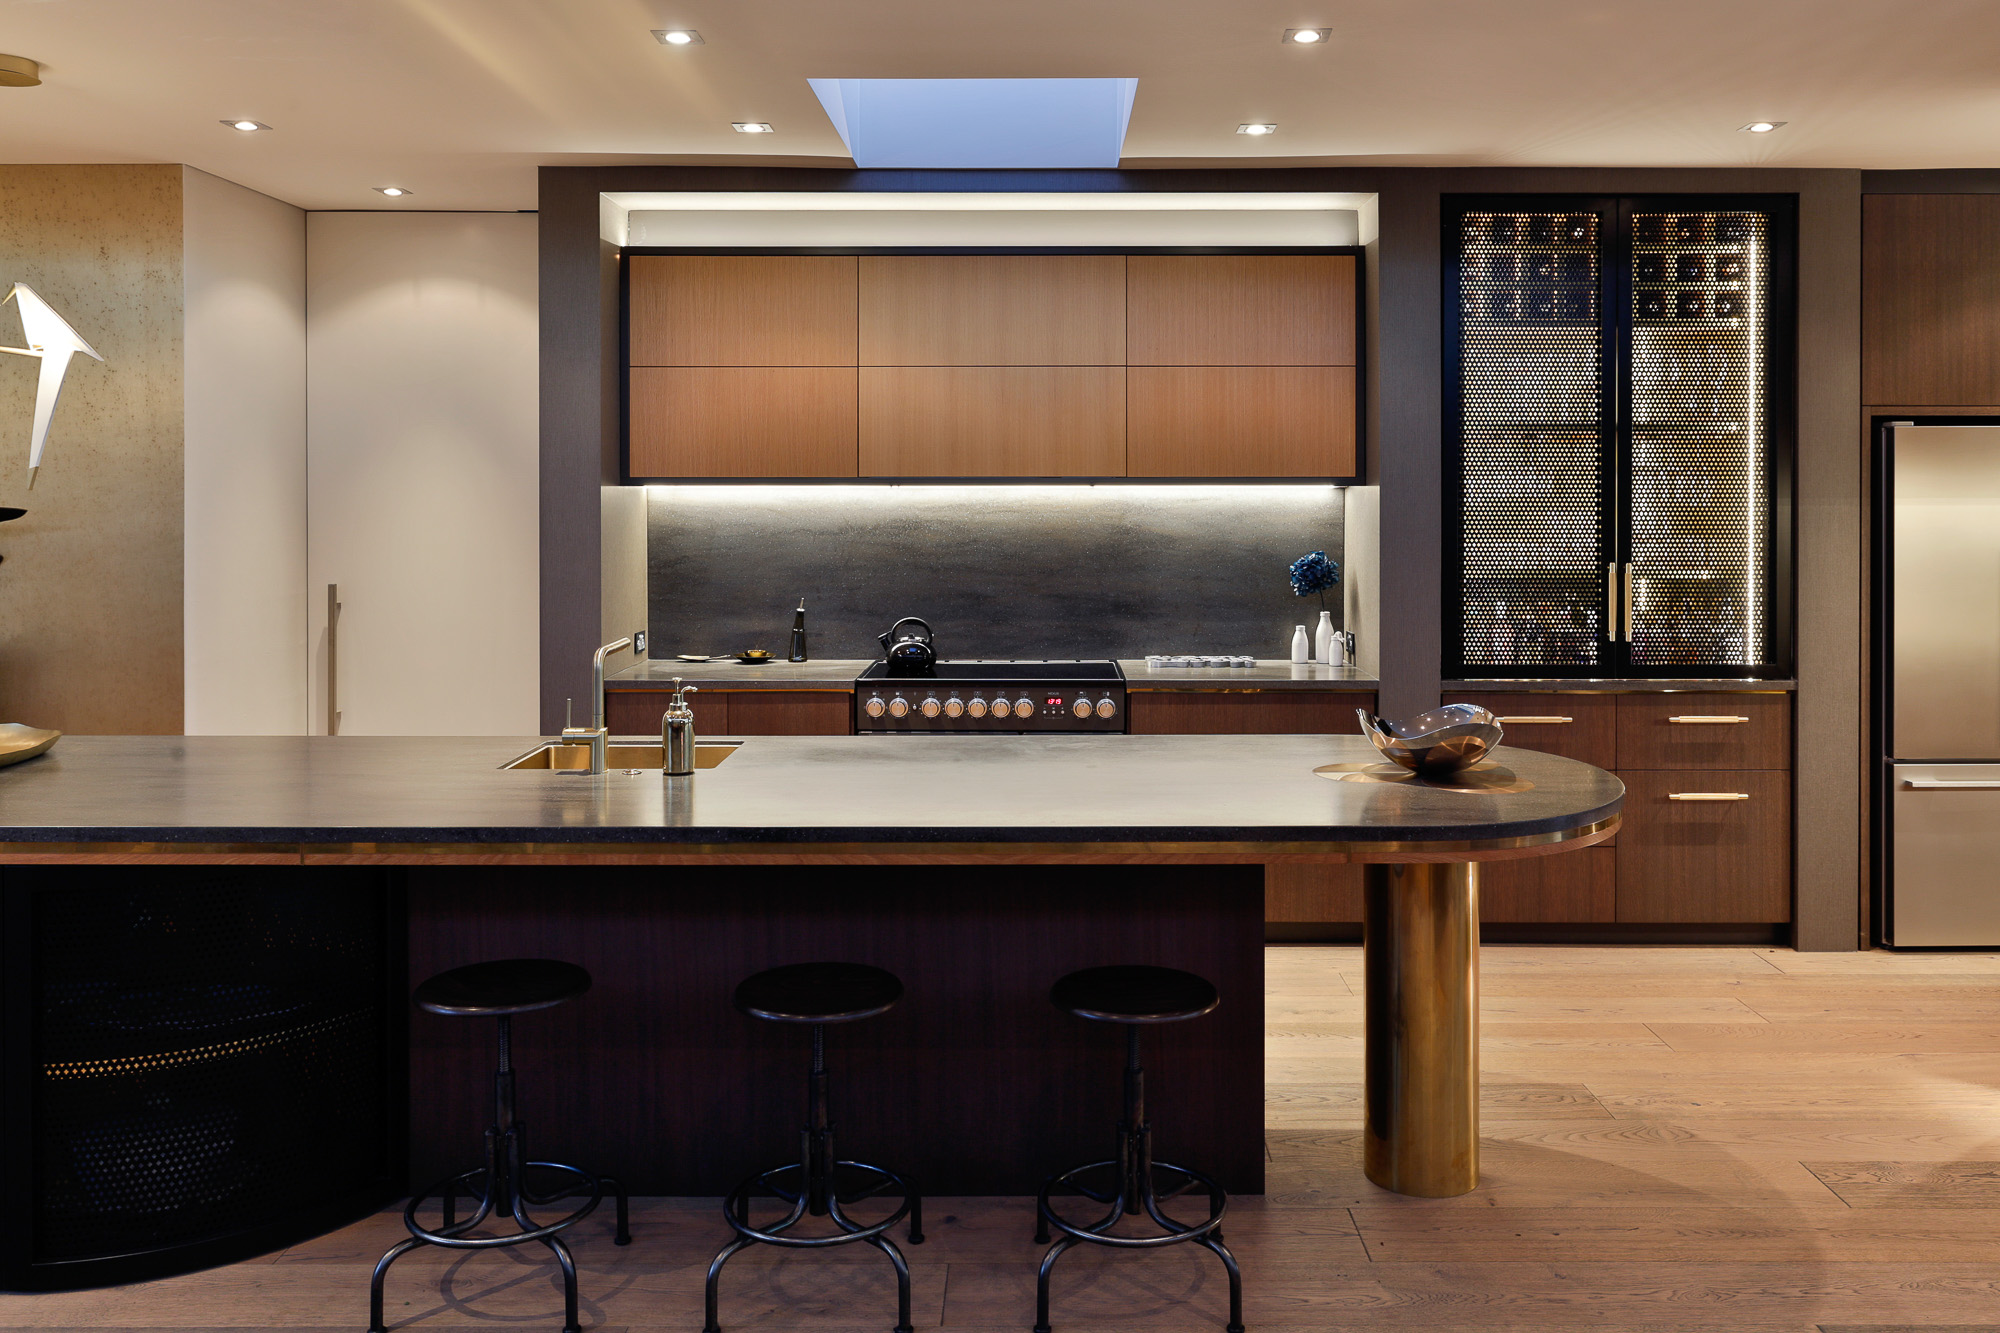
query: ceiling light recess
[
  {"left": 1283, "top": 28, "right": 1331, "bottom": 44},
  {"left": 732, "top": 122, "right": 774, "bottom": 133},
  {"left": 223, "top": 119, "right": 271, "bottom": 132},
  {"left": 374, "top": 186, "right": 413, "bottom": 197},
  {"left": 0, "top": 55, "right": 41, "bottom": 87},
  {"left": 809, "top": 78, "right": 1138, "bottom": 169},
  {"left": 1739, "top": 121, "right": 1787, "bottom": 133},
  {"left": 652, "top": 29, "right": 703, "bottom": 45},
  {"left": 1237, "top": 123, "right": 1278, "bottom": 136}
]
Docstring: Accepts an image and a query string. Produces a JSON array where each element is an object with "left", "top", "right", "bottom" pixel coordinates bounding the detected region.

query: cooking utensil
[{"left": 878, "top": 616, "right": 936, "bottom": 676}]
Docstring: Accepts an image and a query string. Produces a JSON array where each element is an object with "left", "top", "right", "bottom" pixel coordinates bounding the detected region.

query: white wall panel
[
  {"left": 182, "top": 166, "right": 307, "bottom": 734},
  {"left": 306, "top": 213, "right": 538, "bottom": 735}
]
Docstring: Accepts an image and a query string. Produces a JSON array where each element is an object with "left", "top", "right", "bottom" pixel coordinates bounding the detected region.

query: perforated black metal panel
[
  {"left": 11, "top": 874, "right": 398, "bottom": 1279},
  {"left": 1452, "top": 209, "right": 1609, "bottom": 668},
  {"left": 1626, "top": 210, "right": 1773, "bottom": 667}
]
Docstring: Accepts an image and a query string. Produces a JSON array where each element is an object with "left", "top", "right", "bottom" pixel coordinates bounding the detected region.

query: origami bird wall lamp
[{"left": 0, "top": 282, "right": 103, "bottom": 489}]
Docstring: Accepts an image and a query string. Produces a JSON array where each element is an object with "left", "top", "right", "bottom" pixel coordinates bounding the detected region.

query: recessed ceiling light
[
  {"left": 1739, "top": 121, "right": 1787, "bottom": 133},
  {"left": 1237, "top": 123, "right": 1278, "bottom": 136},
  {"left": 652, "top": 29, "right": 703, "bottom": 45},
  {"left": 374, "top": 186, "right": 413, "bottom": 197},
  {"left": 223, "top": 119, "right": 271, "bottom": 132},
  {"left": 1283, "top": 28, "right": 1331, "bottom": 44},
  {"left": 732, "top": 122, "right": 774, "bottom": 134}
]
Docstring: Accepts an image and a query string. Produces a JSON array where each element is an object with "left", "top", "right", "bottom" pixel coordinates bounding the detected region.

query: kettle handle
[{"left": 887, "top": 616, "right": 932, "bottom": 645}]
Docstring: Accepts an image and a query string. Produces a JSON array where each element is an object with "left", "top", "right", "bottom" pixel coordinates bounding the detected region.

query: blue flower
[{"left": 1289, "top": 550, "right": 1340, "bottom": 597}]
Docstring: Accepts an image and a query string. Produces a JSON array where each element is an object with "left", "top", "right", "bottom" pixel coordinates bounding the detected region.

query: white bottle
[
  {"left": 1315, "top": 611, "right": 1335, "bottom": 665},
  {"left": 1290, "top": 624, "right": 1310, "bottom": 663}
]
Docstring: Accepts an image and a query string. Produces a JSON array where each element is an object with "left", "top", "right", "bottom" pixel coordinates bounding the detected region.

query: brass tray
[{"left": 0, "top": 723, "right": 60, "bottom": 768}]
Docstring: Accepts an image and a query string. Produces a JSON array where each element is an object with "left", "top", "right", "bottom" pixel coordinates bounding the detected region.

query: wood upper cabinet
[
  {"left": 860, "top": 367, "right": 1124, "bottom": 477},
  {"left": 859, "top": 256, "right": 1125, "bottom": 365},
  {"left": 629, "top": 256, "right": 857, "bottom": 366},
  {"left": 1127, "top": 367, "right": 1356, "bottom": 477},
  {"left": 629, "top": 368, "right": 857, "bottom": 478},
  {"left": 1127, "top": 255, "right": 1356, "bottom": 366},
  {"left": 1863, "top": 195, "right": 2000, "bottom": 405}
]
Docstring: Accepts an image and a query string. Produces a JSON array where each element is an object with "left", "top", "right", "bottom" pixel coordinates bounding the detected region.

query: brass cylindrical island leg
[{"left": 1362, "top": 861, "right": 1479, "bottom": 1197}]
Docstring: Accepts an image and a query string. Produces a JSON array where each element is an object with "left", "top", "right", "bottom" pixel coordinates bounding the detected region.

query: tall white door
[{"left": 305, "top": 213, "right": 540, "bottom": 735}]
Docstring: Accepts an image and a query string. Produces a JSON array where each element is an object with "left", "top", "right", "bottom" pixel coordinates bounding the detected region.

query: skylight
[{"left": 808, "top": 78, "right": 1139, "bottom": 169}]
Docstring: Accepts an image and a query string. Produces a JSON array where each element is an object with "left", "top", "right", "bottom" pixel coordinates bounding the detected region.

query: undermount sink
[{"left": 502, "top": 741, "right": 739, "bottom": 771}]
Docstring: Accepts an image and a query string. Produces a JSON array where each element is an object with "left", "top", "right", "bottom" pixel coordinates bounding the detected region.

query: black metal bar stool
[
  {"left": 1033, "top": 964, "right": 1243, "bottom": 1333},
  {"left": 704, "top": 961, "right": 923, "bottom": 1333},
  {"left": 368, "top": 959, "right": 630, "bottom": 1333}
]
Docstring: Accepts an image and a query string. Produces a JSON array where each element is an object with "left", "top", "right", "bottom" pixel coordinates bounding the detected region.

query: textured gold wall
[{"left": 0, "top": 165, "right": 184, "bottom": 733}]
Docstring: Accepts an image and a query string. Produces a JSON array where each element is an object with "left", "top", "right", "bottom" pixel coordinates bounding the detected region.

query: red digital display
[{"left": 1047, "top": 695, "right": 1063, "bottom": 706}]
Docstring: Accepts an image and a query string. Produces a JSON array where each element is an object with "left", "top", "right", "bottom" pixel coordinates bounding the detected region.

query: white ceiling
[{"left": 0, "top": 0, "right": 1994, "bottom": 211}]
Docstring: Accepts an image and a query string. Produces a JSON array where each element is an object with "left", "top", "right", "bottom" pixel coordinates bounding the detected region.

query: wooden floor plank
[{"left": 22, "top": 945, "right": 2000, "bottom": 1330}]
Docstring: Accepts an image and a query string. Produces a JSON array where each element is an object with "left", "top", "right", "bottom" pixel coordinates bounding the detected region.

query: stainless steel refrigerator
[{"left": 1882, "top": 422, "right": 2000, "bottom": 945}]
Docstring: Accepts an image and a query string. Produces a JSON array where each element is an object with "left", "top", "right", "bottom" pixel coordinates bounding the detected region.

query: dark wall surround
[{"left": 646, "top": 484, "right": 1343, "bottom": 661}]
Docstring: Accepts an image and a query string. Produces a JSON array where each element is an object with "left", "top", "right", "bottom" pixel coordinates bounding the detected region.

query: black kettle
[{"left": 879, "top": 616, "right": 936, "bottom": 676}]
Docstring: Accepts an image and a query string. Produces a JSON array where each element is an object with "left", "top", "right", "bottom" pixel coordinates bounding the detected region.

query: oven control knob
[
  {"left": 1071, "top": 697, "right": 1093, "bottom": 718},
  {"left": 966, "top": 697, "right": 988, "bottom": 718},
  {"left": 864, "top": 695, "right": 887, "bottom": 718},
  {"left": 1013, "top": 698, "right": 1036, "bottom": 719},
  {"left": 943, "top": 697, "right": 965, "bottom": 718},
  {"left": 920, "top": 696, "right": 943, "bottom": 718},
  {"left": 888, "top": 696, "right": 911, "bottom": 718},
  {"left": 1095, "top": 696, "right": 1118, "bottom": 719}
]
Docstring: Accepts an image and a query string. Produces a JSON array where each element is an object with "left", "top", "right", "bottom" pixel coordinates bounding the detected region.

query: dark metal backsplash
[{"left": 646, "top": 485, "right": 1345, "bottom": 661}]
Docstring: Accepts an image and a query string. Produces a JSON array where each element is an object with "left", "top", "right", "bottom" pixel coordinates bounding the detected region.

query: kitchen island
[{"left": 0, "top": 733, "right": 1619, "bottom": 1288}]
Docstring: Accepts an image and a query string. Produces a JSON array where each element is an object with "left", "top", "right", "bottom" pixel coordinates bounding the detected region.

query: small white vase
[
  {"left": 1314, "top": 611, "right": 1335, "bottom": 664},
  {"left": 1290, "top": 625, "right": 1310, "bottom": 663}
]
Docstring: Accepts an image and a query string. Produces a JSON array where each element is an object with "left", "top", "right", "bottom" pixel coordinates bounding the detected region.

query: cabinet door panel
[
  {"left": 1127, "top": 255, "right": 1355, "bottom": 366},
  {"left": 1615, "top": 770, "right": 1791, "bottom": 922},
  {"left": 859, "top": 368, "right": 1124, "bottom": 477},
  {"left": 629, "top": 368, "right": 858, "bottom": 478},
  {"left": 606, "top": 690, "right": 728, "bottom": 737},
  {"left": 1127, "top": 691, "right": 1375, "bottom": 735},
  {"left": 1480, "top": 847, "right": 1616, "bottom": 922},
  {"left": 728, "top": 692, "right": 852, "bottom": 735},
  {"left": 1127, "top": 367, "right": 1357, "bottom": 478},
  {"left": 629, "top": 256, "right": 857, "bottom": 367},
  {"left": 1863, "top": 195, "right": 2000, "bottom": 405},
  {"left": 859, "top": 255, "right": 1125, "bottom": 366},
  {"left": 1615, "top": 693, "right": 1790, "bottom": 770},
  {"left": 1443, "top": 692, "right": 1617, "bottom": 770},
  {"left": 1265, "top": 863, "right": 1363, "bottom": 922}
]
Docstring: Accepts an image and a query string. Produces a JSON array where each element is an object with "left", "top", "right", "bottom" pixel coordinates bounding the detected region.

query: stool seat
[
  {"left": 1050, "top": 965, "right": 1219, "bottom": 1025},
  {"left": 734, "top": 961, "right": 902, "bottom": 1024},
  {"left": 414, "top": 958, "right": 592, "bottom": 1017}
]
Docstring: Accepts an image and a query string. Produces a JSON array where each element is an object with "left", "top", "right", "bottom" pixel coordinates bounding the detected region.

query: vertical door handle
[
  {"left": 1622, "top": 563, "right": 1635, "bottom": 642},
  {"left": 326, "top": 583, "right": 342, "bottom": 736},
  {"left": 1606, "top": 563, "right": 1617, "bottom": 639}
]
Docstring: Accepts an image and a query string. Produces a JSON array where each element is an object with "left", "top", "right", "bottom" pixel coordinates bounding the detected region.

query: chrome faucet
[{"left": 560, "top": 637, "right": 632, "bottom": 775}]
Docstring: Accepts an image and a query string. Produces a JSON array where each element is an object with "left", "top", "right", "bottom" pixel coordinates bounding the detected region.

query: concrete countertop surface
[
  {"left": 1119, "top": 660, "right": 1379, "bottom": 690},
  {"left": 1446, "top": 678, "right": 1797, "bottom": 692},
  {"left": 607, "top": 659, "right": 873, "bottom": 690},
  {"left": 0, "top": 734, "right": 1621, "bottom": 848}
]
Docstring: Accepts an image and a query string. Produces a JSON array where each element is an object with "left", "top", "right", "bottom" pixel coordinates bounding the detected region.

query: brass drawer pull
[
  {"left": 1667, "top": 715, "right": 1750, "bottom": 724},
  {"left": 1668, "top": 792, "right": 1751, "bottom": 801},
  {"left": 1496, "top": 715, "right": 1574, "bottom": 725}
]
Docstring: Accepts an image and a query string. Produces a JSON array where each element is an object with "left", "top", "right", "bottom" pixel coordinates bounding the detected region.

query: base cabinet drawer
[
  {"left": 1442, "top": 693, "right": 1617, "bottom": 770},
  {"left": 1265, "top": 863, "right": 1362, "bottom": 922},
  {"left": 1615, "top": 770, "right": 1791, "bottom": 922},
  {"left": 1615, "top": 693, "right": 1790, "bottom": 770}
]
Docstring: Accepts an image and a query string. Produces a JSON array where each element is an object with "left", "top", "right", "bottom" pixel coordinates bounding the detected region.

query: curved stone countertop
[{"left": 0, "top": 734, "right": 1621, "bottom": 852}]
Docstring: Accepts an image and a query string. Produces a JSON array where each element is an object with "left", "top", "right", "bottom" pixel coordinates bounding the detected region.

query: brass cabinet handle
[
  {"left": 1668, "top": 792, "right": 1751, "bottom": 801},
  {"left": 1904, "top": 779, "right": 2000, "bottom": 790},
  {"left": 1667, "top": 715, "right": 1750, "bottom": 724},
  {"left": 1496, "top": 716, "right": 1574, "bottom": 724},
  {"left": 1606, "top": 563, "right": 1618, "bottom": 640},
  {"left": 326, "top": 583, "right": 342, "bottom": 737},
  {"left": 1622, "top": 563, "right": 1635, "bottom": 642}
]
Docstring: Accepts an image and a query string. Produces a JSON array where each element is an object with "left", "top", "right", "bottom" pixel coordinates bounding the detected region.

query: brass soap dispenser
[{"left": 663, "top": 677, "right": 699, "bottom": 776}]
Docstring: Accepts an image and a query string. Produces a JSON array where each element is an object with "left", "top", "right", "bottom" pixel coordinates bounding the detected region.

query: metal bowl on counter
[{"left": 1355, "top": 704, "right": 1503, "bottom": 779}]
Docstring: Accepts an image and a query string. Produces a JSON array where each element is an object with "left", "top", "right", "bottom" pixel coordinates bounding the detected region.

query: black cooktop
[{"left": 855, "top": 659, "right": 1123, "bottom": 683}]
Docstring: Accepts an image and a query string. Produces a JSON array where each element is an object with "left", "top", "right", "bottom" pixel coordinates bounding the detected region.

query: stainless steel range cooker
[{"left": 852, "top": 660, "right": 1126, "bottom": 734}]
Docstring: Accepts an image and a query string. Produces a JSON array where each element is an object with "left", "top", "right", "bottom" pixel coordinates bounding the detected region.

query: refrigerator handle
[{"left": 1903, "top": 779, "right": 2000, "bottom": 790}]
